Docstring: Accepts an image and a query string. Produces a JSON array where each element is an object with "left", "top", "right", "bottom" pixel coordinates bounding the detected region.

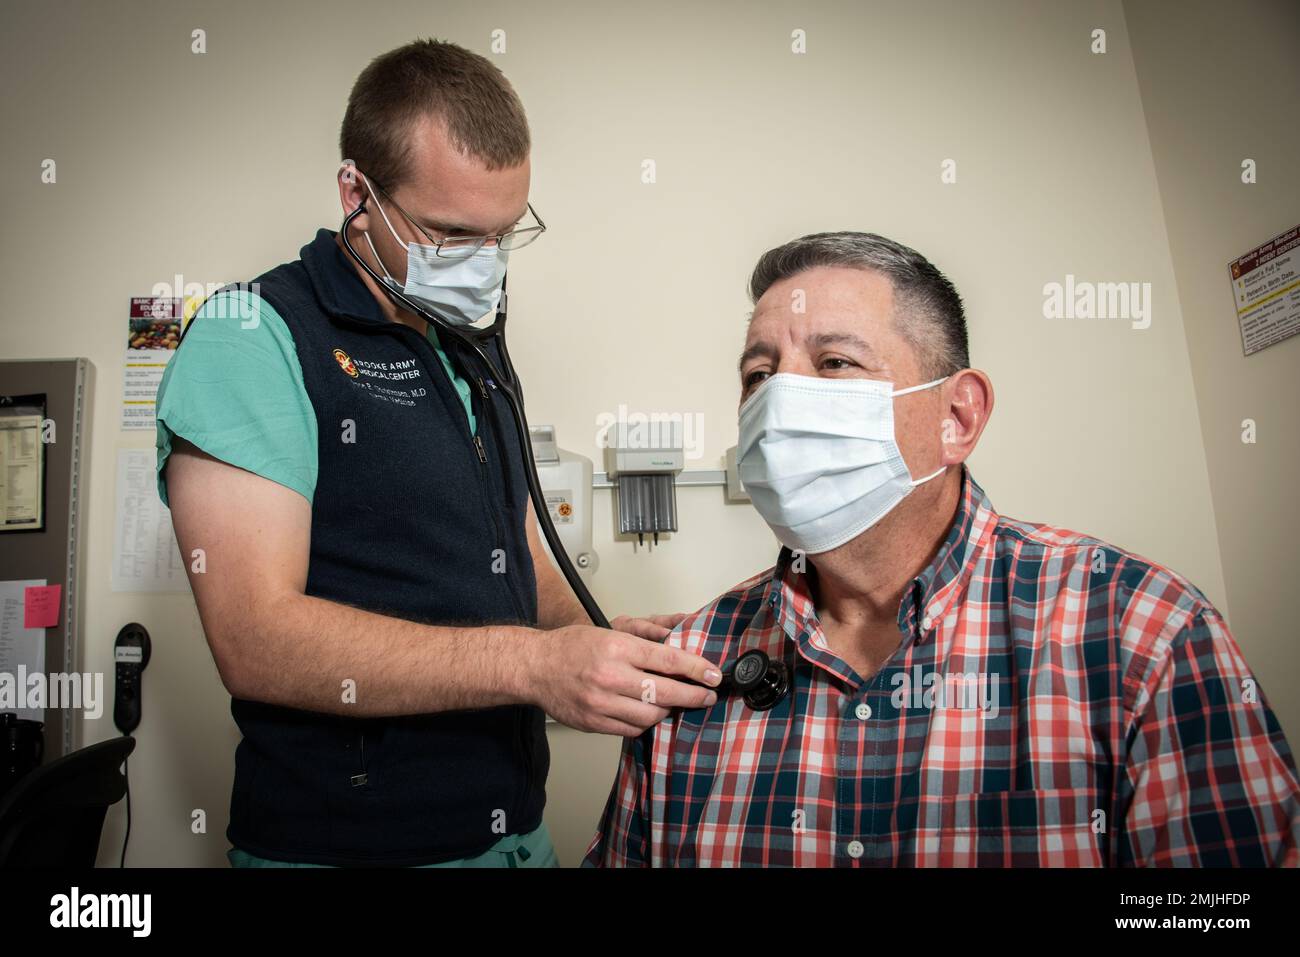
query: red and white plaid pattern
[{"left": 585, "top": 469, "right": 1299, "bottom": 867}]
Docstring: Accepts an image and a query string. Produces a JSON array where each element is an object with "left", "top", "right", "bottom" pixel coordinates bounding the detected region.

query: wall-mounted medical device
[
  {"left": 528, "top": 426, "right": 599, "bottom": 581},
  {"left": 603, "top": 421, "right": 684, "bottom": 546},
  {"left": 724, "top": 445, "right": 751, "bottom": 503}
]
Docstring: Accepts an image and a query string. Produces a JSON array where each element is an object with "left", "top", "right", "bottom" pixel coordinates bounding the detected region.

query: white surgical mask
[
  {"left": 362, "top": 173, "right": 508, "bottom": 326},
  {"left": 737, "top": 372, "right": 949, "bottom": 554}
]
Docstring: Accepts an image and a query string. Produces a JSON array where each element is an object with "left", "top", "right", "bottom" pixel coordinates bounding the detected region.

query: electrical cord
[{"left": 119, "top": 745, "right": 131, "bottom": 868}]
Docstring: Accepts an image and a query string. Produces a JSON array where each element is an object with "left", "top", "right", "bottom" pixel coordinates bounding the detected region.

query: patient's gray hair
[{"left": 748, "top": 231, "right": 969, "bottom": 378}]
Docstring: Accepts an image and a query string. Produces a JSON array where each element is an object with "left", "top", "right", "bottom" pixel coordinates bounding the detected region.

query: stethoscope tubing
[{"left": 339, "top": 203, "right": 610, "bottom": 629}]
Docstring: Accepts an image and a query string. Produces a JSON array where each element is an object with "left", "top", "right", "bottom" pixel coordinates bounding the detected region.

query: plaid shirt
[{"left": 585, "top": 469, "right": 1299, "bottom": 867}]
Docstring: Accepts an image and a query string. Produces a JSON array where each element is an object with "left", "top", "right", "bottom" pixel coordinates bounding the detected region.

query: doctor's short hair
[
  {"left": 748, "top": 232, "right": 970, "bottom": 378},
  {"left": 340, "top": 38, "right": 531, "bottom": 190}
]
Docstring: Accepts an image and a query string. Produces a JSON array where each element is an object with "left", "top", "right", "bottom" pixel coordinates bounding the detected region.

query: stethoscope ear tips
[{"left": 723, "top": 649, "right": 791, "bottom": 711}]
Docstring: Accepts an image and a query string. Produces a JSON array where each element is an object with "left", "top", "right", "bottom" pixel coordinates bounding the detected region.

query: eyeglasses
[{"left": 367, "top": 177, "right": 546, "bottom": 259}]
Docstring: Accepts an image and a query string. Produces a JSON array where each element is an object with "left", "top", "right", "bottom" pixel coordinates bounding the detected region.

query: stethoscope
[
  {"left": 718, "top": 648, "right": 791, "bottom": 711},
  {"left": 339, "top": 200, "right": 610, "bottom": 630},
  {"left": 341, "top": 199, "right": 791, "bottom": 711}
]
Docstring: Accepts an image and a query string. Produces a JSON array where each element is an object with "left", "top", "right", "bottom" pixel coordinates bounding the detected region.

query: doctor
[{"left": 156, "top": 38, "right": 720, "bottom": 868}]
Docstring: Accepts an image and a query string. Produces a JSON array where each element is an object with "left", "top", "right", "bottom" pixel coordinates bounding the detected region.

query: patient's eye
[
  {"left": 741, "top": 368, "right": 770, "bottom": 394},
  {"left": 819, "top": 356, "right": 856, "bottom": 374}
]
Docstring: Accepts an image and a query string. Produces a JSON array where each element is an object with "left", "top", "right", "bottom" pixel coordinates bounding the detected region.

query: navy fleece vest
[{"left": 220, "top": 229, "right": 544, "bottom": 866}]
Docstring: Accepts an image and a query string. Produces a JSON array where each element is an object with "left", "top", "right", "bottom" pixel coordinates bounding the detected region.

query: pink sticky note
[{"left": 24, "top": 585, "right": 61, "bottom": 629}]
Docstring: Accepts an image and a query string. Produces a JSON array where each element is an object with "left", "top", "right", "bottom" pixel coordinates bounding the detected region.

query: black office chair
[{"left": 0, "top": 736, "right": 135, "bottom": 867}]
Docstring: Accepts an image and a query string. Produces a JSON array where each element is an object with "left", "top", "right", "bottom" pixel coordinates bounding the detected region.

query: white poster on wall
[
  {"left": 122, "top": 297, "right": 185, "bottom": 431},
  {"left": 0, "top": 579, "right": 47, "bottom": 721},
  {"left": 112, "top": 448, "right": 190, "bottom": 592},
  {"left": 1229, "top": 223, "right": 1300, "bottom": 357}
]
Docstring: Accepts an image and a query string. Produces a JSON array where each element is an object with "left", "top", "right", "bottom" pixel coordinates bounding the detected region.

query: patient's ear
[{"left": 938, "top": 369, "right": 994, "bottom": 466}]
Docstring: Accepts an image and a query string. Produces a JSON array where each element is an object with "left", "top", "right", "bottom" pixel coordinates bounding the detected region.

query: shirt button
[
  {"left": 854, "top": 702, "right": 872, "bottom": 721},
  {"left": 921, "top": 615, "right": 934, "bottom": 631},
  {"left": 847, "top": 840, "right": 864, "bottom": 859}
]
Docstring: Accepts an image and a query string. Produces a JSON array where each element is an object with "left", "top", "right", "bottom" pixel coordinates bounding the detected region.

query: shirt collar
[
  {"left": 763, "top": 466, "right": 999, "bottom": 651},
  {"left": 301, "top": 227, "right": 391, "bottom": 327},
  {"left": 896, "top": 466, "right": 997, "bottom": 641}
]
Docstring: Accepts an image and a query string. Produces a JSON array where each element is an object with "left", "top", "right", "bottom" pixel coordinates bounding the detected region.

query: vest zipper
[
  {"left": 467, "top": 373, "right": 527, "bottom": 623},
  {"left": 356, "top": 320, "right": 529, "bottom": 624},
  {"left": 351, "top": 730, "right": 368, "bottom": 788},
  {"left": 465, "top": 368, "right": 535, "bottom": 815}
]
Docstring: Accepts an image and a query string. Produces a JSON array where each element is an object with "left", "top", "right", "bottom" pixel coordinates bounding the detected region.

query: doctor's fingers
[
  {"left": 608, "top": 614, "right": 672, "bottom": 641},
  {"left": 627, "top": 638, "right": 723, "bottom": 690},
  {"left": 645, "top": 613, "right": 690, "bottom": 630},
  {"left": 621, "top": 670, "right": 719, "bottom": 710},
  {"left": 601, "top": 695, "right": 672, "bottom": 735}
]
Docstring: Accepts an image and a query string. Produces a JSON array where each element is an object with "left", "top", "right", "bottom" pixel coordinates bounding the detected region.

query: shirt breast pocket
[{"left": 910, "top": 787, "right": 1107, "bottom": 867}]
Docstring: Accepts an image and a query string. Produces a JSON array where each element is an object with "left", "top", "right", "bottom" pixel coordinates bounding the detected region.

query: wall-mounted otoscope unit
[
  {"left": 530, "top": 426, "right": 753, "bottom": 554},
  {"left": 603, "top": 421, "right": 684, "bottom": 546}
]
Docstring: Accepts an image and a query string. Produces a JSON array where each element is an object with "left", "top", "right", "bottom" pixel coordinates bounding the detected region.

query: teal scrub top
[{"left": 154, "top": 289, "right": 475, "bottom": 506}]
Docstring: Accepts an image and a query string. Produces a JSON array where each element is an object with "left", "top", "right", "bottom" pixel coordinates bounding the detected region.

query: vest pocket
[
  {"left": 350, "top": 730, "right": 369, "bottom": 789},
  {"left": 230, "top": 740, "right": 262, "bottom": 838},
  {"left": 351, "top": 723, "right": 388, "bottom": 791},
  {"left": 515, "top": 707, "right": 535, "bottom": 802},
  {"left": 511, "top": 705, "right": 551, "bottom": 831}
]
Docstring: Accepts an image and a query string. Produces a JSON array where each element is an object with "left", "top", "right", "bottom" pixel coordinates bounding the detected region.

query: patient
[{"left": 585, "top": 231, "right": 1299, "bottom": 867}]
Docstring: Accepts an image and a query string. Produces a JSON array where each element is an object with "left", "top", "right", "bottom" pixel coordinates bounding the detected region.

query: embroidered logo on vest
[{"left": 333, "top": 348, "right": 359, "bottom": 377}]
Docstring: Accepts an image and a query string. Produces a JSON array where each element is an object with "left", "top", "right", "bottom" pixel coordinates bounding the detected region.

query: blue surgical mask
[
  {"left": 361, "top": 173, "right": 508, "bottom": 326},
  {"left": 737, "top": 372, "right": 949, "bottom": 554}
]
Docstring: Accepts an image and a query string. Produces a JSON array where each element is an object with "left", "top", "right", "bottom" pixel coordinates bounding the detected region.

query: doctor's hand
[
  {"left": 609, "top": 613, "right": 690, "bottom": 642},
  {"left": 526, "top": 625, "right": 722, "bottom": 737}
]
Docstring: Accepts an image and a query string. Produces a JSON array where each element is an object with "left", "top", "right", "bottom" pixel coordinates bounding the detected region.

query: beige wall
[
  {"left": 1, "top": 0, "right": 1282, "bottom": 867},
  {"left": 1124, "top": 0, "right": 1300, "bottom": 755}
]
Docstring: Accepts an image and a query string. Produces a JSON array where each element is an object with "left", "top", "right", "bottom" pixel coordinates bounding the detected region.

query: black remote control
[{"left": 114, "top": 623, "right": 151, "bottom": 735}]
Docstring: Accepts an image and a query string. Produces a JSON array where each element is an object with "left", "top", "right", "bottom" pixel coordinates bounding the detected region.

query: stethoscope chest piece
[{"left": 725, "top": 648, "right": 790, "bottom": 711}]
